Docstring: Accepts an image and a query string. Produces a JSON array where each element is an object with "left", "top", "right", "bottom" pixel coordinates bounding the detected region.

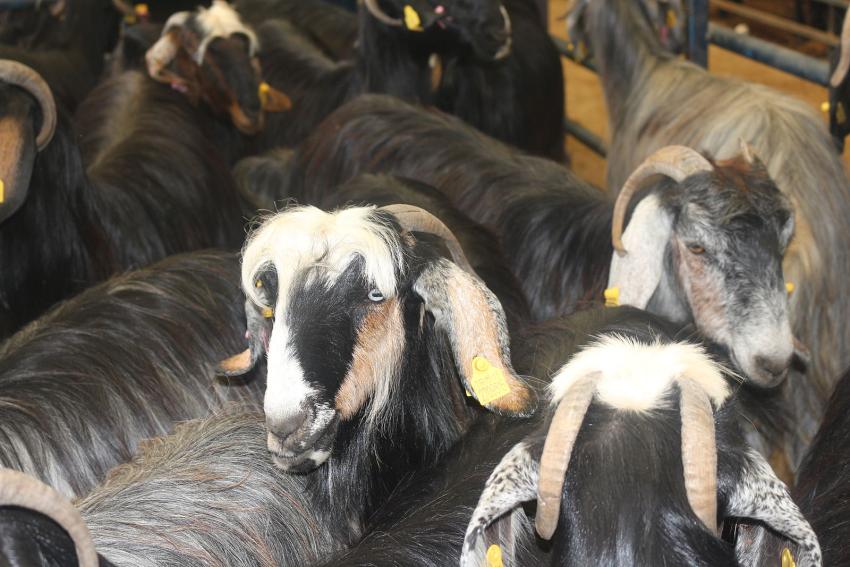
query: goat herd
[{"left": 0, "top": 0, "right": 848, "bottom": 565}]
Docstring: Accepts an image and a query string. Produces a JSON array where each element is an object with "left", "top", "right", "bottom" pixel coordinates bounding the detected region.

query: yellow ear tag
[
  {"left": 470, "top": 356, "right": 511, "bottom": 406},
  {"left": 666, "top": 8, "right": 677, "bottom": 28},
  {"left": 486, "top": 544, "right": 504, "bottom": 567},
  {"left": 262, "top": 307, "right": 274, "bottom": 319},
  {"left": 0, "top": 178, "right": 4, "bottom": 203},
  {"left": 786, "top": 282, "right": 795, "bottom": 295},
  {"left": 604, "top": 287, "right": 619, "bottom": 307},
  {"left": 821, "top": 101, "right": 831, "bottom": 113},
  {"left": 404, "top": 5, "right": 424, "bottom": 31},
  {"left": 255, "top": 280, "right": 263, "bottom": 288},
  {"left": 781, "top": 548, "right": 796, "bottom": 567},
  {"left": 258, "top": 82, "right": 271, "bottom": 108}
]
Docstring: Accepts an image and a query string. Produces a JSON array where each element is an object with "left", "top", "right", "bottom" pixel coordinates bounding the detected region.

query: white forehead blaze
[
  {"left": 548, "top": 335, "right": 730, "bottom": 412},
  {"left": 241, "top": 206, "right": 403, "bottom": 313},
  {"left": 165, "top": 0, "right": 259, "bottom": 64},
  {"left": 264, "top": 320, "right": 315, "bottom": 423}
]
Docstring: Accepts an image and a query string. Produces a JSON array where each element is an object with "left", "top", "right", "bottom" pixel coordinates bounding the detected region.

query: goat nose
[
  {"left": 266, "top": 408, "right": 309, "bottom": 443},
  {"left": 756, "top": 355, "right": 791, "bottom": 384}
]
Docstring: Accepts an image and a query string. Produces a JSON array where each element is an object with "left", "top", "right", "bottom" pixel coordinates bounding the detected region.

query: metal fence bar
[
  {"left": 713, "top": 0, "right": 840, "bottom": 47},
  {"left": 564, "top": 119, "right": 608, "bottom": 156},
  {"left": 551, "top": 36, "right": 598, "bottom": 72},
  {"left": 708, "top": 23, "right": 831, "bottom": 85},
  {"left": 688, "top": 0, "right": 710, "bottom": 67}
]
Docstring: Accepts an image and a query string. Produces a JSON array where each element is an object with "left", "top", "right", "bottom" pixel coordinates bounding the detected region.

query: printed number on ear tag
[
  {"left": 470, "top": 356, "right": 511, "bottom": 406},
  {"left": 486, "top": 544, "right": 504, "bottom": 567},
  {"left": 781, "top": 548, "right": 796, "bottom": 567},
  {"left": 404, "top": 5, "right": 424, "bottom": 31}
]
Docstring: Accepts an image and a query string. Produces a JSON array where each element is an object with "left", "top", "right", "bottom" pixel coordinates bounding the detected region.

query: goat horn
[
  {"left": 535, "top": 372, "right": 598, "bottom": 540},
  {"left": 0, "top": 469, "right": 99, "bottom": 567},
  {"left": 379, "top": 204, "right": 476, "bottom": 275},
  {"left": 831, "top": 9, "right": 850, "bottom": 87},
  {"left": 611, "top": 145, "right": 713, "bottom": 254},
  {"left": 0, "top": 61, "right": 56, "bottom": 150},
  {"left": 363, "top": 0, "right": 403, "bottom": 27},
  {"left": 678, "top": 378, "right": 718, "bottom": 533},
  {"left": 493, "top": 5, "right": 513, "bottom": 60}
]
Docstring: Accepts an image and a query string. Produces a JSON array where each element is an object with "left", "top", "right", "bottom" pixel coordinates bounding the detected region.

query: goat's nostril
[
  {"left": 265, "top": 408, "right": 308, "bottom": 443},
  {"left": 755, "top": 356, "right": 791, "bottom": 382}
]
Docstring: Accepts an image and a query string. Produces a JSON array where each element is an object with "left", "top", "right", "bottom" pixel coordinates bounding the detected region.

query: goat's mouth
[
  {"left": 734, "top": 351, "right": 792, "bottom": 389},
  {"left": 267, "top": 412, "right": 339, "bottom": 473}
]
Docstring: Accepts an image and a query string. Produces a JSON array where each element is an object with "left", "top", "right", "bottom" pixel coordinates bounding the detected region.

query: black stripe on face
[{"left": 286, "top": 260, "right": 376, "bottom": 401}]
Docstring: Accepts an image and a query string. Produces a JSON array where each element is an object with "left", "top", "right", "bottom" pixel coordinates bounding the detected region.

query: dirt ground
[{"left": 549, "top": 0, "right": 850, "bottom": 189}]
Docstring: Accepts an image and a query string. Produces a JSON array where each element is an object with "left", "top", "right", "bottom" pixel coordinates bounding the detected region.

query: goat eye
[
  {"left": 368, "top": 289, "right": 385, "bottom": 302},
  {"left": 687, "top": 244, "right": 706, "bottom": 255}
]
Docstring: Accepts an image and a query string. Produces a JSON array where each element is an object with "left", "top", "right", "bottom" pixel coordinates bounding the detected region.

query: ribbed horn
[
  {"left": 611, "top": 145, "right": 713, "bottom": 254},
  {"left": 379, "top": 204, "right": 476, "bottom": 275},
  {"left": 535, "top": 372, "right": 598, "bottom": 540},
  {"left": 0, "top": 469, "right": 99, "bottom": 567},
  {"left": 831, "top": 9, "right": 850, "bottom": 87},
  {"left": 493, "top": 5, "right": 513, "bottom": 60},
  {"left": 678, "top": 378, "right": 718, "bottom": 533},
  {"left": 363, "top": 0, "right": 403, "bottom": 26},
  {"left": 0, "top": 60, "right": 56, "bottom": 150}
]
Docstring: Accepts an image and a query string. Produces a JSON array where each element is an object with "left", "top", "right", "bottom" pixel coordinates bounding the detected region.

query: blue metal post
[{"left": 688, "top": 0, "right": 710, "bottom": 67}]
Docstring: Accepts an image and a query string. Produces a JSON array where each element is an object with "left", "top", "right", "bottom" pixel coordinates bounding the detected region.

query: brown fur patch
[
  {"left": 335, "top": 299, "right": 405, "bottom": 420},
  {"left": 218, "top": 348, "right": 252, "bottom": 375},
  {"left": 675, "top": 238, "right": 728, "bottom": 342}
]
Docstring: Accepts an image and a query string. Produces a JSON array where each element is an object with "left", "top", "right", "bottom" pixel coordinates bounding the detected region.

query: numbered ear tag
[
  {"left": 486, "top": 544, "right": 504, "bottom": 567},
  {"left": 404, "top": 5, "right": 424, "bottom": 31},
  {"left": 603, "top": 287, "right": 619, "bottom": 307},
  {"left": 470, "top": 356, "right": 511, "bottom": 405}
]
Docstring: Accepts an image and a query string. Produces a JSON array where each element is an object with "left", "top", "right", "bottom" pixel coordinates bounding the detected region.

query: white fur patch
[
  {"left": 264, "top": 321, "right": 315, "bottom": 424},
  {"left": 548, "top": 336, "right": 730, "bottom": 411},
  {"left": 165, "top": 0, "right": 259, "bottom": 64},
  {"left": 242, "top": 206, "right": 403, "bottom": 314}
]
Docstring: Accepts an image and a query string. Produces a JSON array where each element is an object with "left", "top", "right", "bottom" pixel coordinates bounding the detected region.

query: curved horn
[
  {"left": 0, "top": 60, "right": 56, "bottom": 150},
  {"left": 535, "top": 372, "right": 598, "bottom": 540},
  {"left": 493, "top": 5, "right": 513, "bottom": 60},
  {"left": 831, "top": 9, "right": 850, "bottom": 87},
  {"left": 611, "top": 145, "right": 713, "bottom": 254},
  {"left": 0, "top": 469, "right": 99, "bottom": 567},
  {"left": 379, "top": 204, "right": 476, "bottom": 275},
  {"left": 363, "top": 0, "right": 403, "bottom": 27},
  {"left": 678, "top": 378, "right": 718, "bottom": 533}
]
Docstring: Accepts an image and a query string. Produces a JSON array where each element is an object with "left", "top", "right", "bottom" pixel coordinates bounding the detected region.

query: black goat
[
  {"left": 252, "top": 0, "right": 564, "bottom": 159},
  {"left": 568, "top": 0, "right": 850, "bottom": 466},
  {"left": 0, "top": 0, "right": 122, "bottom": 110},
  {"left": 0, "top": 250, "right": 264, "bottom": 498},
  {"left": 235, "top": 0, "right": 359, "bottom": 60},
  {"left": 0, "top": 59, "right": 248, "bottom": 337},
  {"left": 256, "top": 95, "right": 799, "bottom": 395}
]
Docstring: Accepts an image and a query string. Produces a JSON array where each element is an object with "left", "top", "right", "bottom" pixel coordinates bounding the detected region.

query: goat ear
[
  {"left": 414, "top": 258, "right": 537, "bottom": 417},
  {"left": 460, "top": 441, "right": 538, "bottom": 567},
  {"left": 606, "top": 193, "right": 672, "bottom": 308}
]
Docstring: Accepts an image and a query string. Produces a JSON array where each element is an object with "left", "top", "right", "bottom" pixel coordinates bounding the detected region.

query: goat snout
[
  {"left": 754, "top": 354, "right": 792, "bottom": 387},
  {"left": 265, "top": 408, "right": 309, "bottom": 451}
]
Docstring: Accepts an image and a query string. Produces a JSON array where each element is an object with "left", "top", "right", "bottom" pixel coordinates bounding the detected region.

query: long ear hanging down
[
  {"left": 389, "top": 205, "right": 536, "bottom": 417},
  {"left": 607, "top": 146, "right": 714, "bottom": 308},
  {"left": 0, "top": 469, "right": 99, "bottom": 567},
  {"left": 145, "top": 11, "right": 191, "bottom": 87}
]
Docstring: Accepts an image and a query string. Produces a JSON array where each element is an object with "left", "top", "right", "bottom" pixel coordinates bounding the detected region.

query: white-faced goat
[
  {"left": 0, "top": 251, "right": 263, "bottom": 499},
  {"left": 461, "top": 320, "right": 821, "bottom": 566},
  {"left": 249, "top": 0, "right": 564, "bottom": 159},
  {"left": 567, "top": 0, "right": 850, "bottom": 465},
  {"left": 252, "top": 95, "right": 799, "bottom": 395}
]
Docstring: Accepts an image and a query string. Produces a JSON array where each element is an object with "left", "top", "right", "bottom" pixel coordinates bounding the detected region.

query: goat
[
  {"left": 460, "top": 312, "right": 822, "bottom": 566},
  {"left": 735, "top": 364, "right": 850, "bottom": 567},
  {"left": 252, "top": 0, "right": 564, "bottom": 160},
  {"left": 235, "top": 0, "right": 359, "bottom": 60},
  {"left": 0, "top": 0, "right": 122, "bottom": 110},
  {"left": 0, "top": 54, "right": 252, "bottom": 337},
  {"left": 253, "top": 95, "right": 800, "bottom": 401},
  {"left": 568, "top": 0, "right": 850, "bottom": 466},
  {"left": 0, "top": 250, "right": 264, "bottom": 499}
]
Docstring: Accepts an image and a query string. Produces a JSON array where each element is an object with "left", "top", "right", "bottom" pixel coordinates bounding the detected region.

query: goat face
[
  {"left": 144, "top": 0, "right": 291, "bottom": 135},
  {"left": 567, "top": 0, "right": 685, "bottom": 56},
  {"left": 225, "top": 206, "right": 535, "bottom": 473},
  {"left": 609, "top": 152, "right": 795, "bottom": 388}
]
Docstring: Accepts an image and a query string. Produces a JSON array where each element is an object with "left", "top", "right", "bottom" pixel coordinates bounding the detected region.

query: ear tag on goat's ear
[
  {"left": 786, "top": 282, "right": 795, "bottom": 295},
  {"left": 781, "top": 548, "right": 796, "bottom": 567},
  {"left": 262, "top": 307, "right": 274, "bottom": 319},
  {"left": 486, "top": 544, "right": 505, "bottom": 567},
  {"left": 470, "top": 356, "right": 511, "bottom": 406},
  {"left": 603, "top": 287, "right": 619, "bottom": 307},
  {"left": 666, "top": 8, "right": 677, "bottom": 28},
  {"left": 0, "top": 178, "right": 4, "bottom": 203},
  {"left": 404, "top": 5, "right": 424, "bottom": 31}
]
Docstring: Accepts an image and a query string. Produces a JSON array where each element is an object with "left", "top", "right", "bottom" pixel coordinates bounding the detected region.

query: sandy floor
[{"left": 549, "top": 0, "right": 850, "bottom": 189}]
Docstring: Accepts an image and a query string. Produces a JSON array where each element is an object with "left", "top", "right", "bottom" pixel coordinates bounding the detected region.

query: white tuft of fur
[
  {"left": 242, "top": 206, "right": 403, "bottom": 313},
  {"left": 548, "top": 335, "right": 730, "bottom": 411},
  {"left": 191, "top": 0, "right": 259, "bottom": 63}
]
